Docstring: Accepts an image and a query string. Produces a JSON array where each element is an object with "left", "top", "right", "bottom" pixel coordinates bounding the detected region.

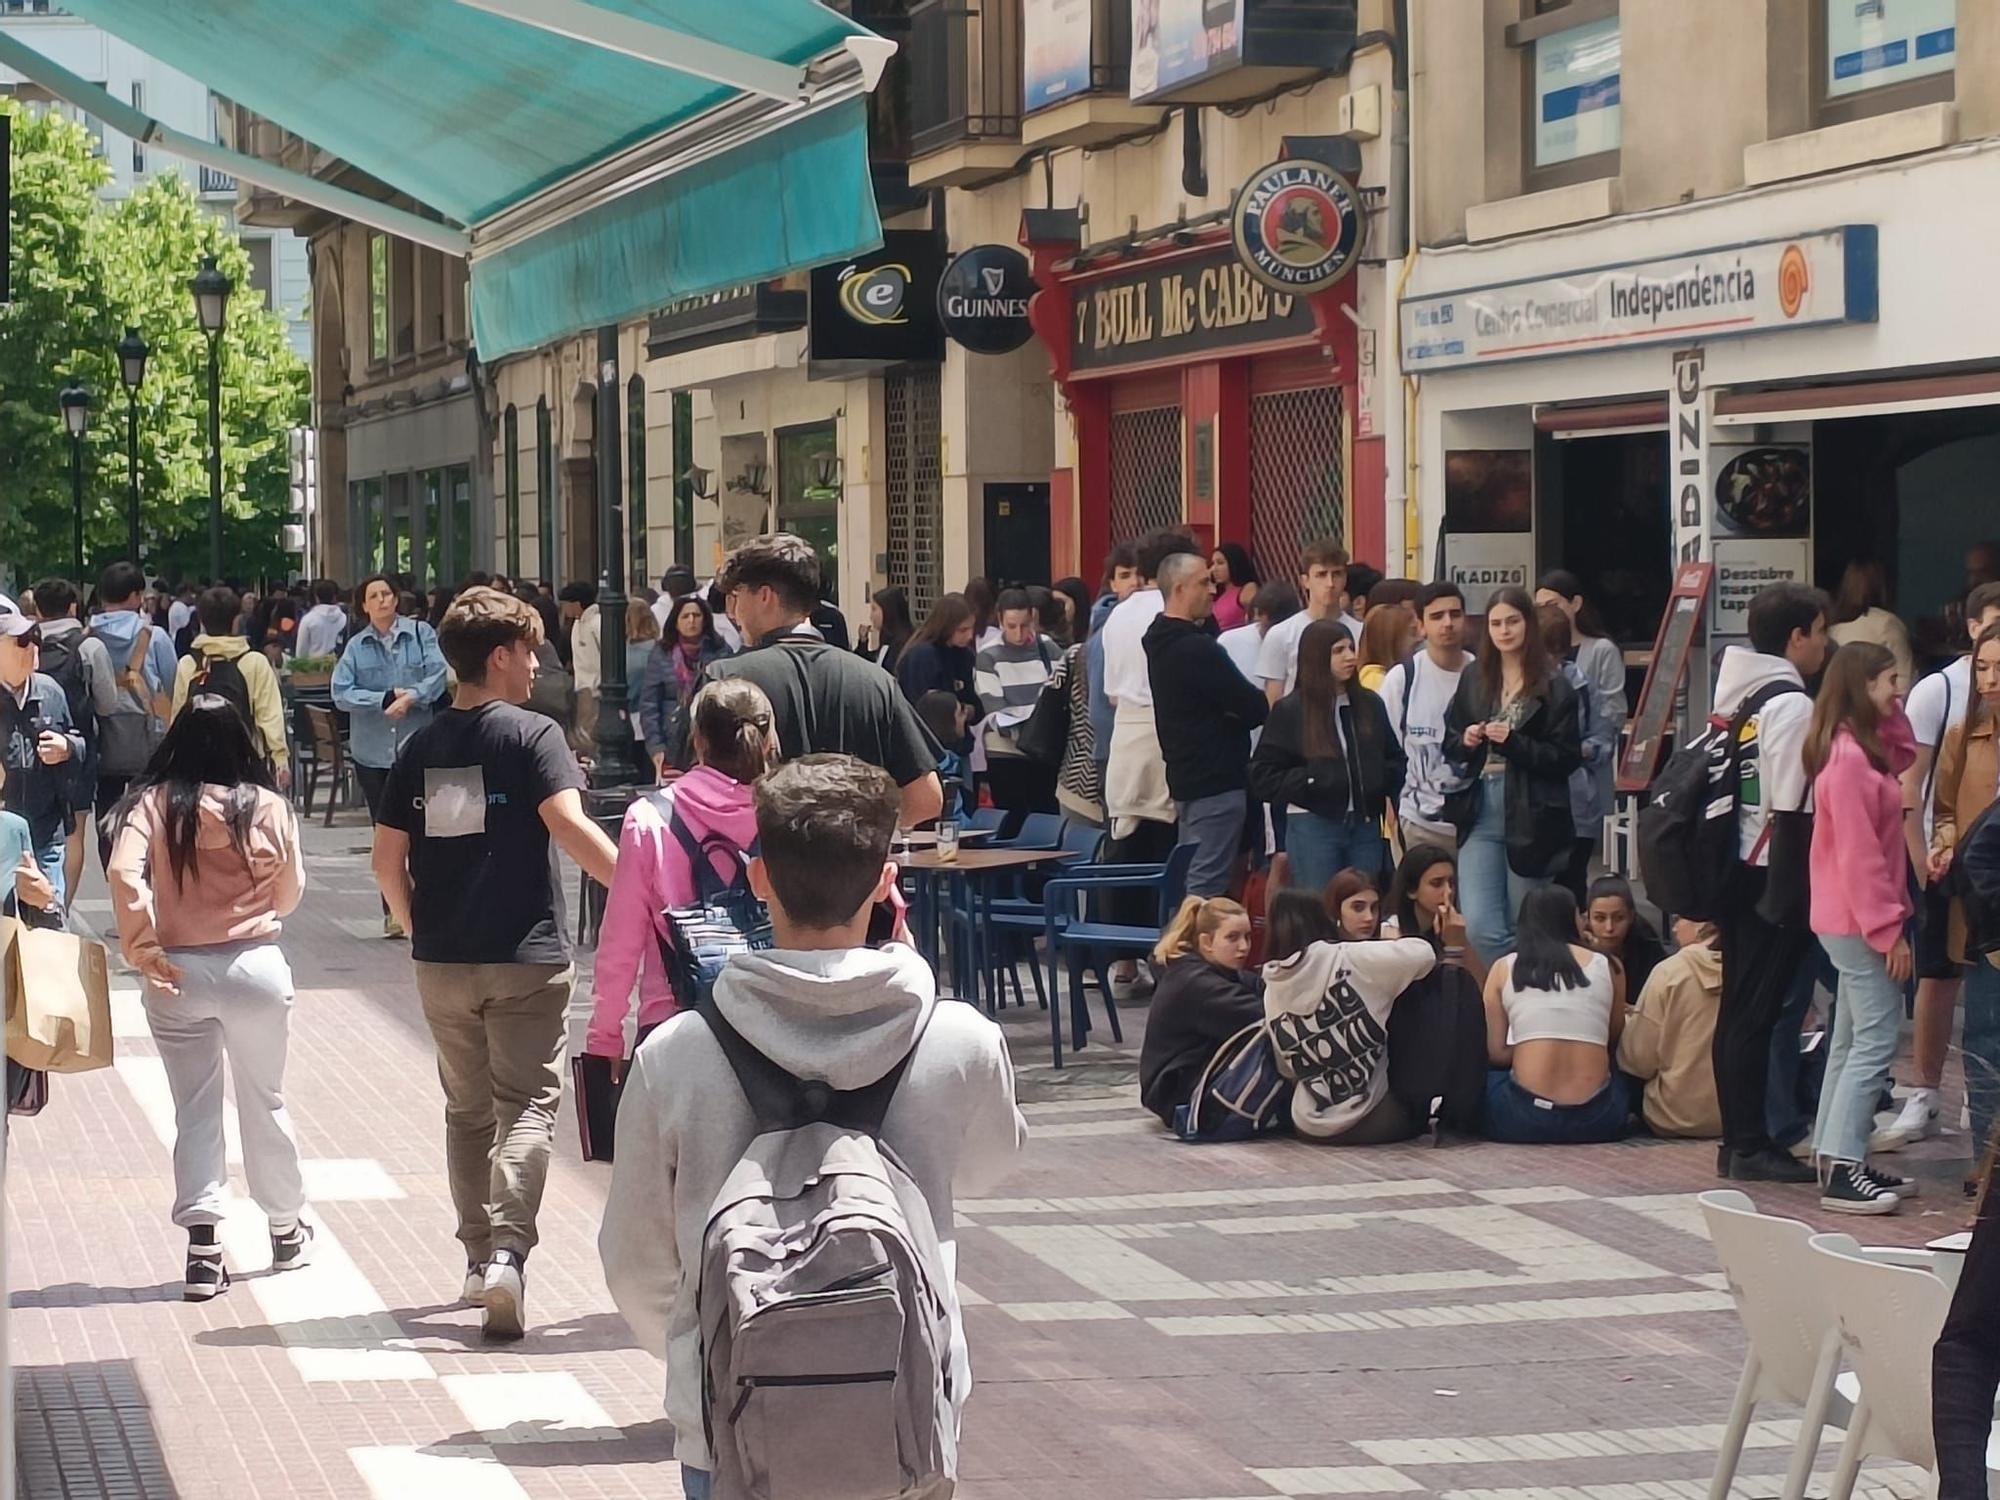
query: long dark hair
[
  {"left": 1511, "top": 885, "right": 1587, "bottom": 993},
  {"left": 1266, "top": 888, "right": 1340, "bottom": 963},
  {"left": 669, "top": 593, "right": 725, "bottom": 654},
  {"left": 873, "top": 586, "right": 914, "bottom": 649},
  {"left": 130, "top": 696, "right": 276, "bottom": 890},
  {"left": 1803, "top": 640, "right": 1897, "bottom": 777},
  {"left": 1296, "top": 617, "right": 1360, "bottom": 759},
  {"left": 1387, "top": 842, "right": 1455, "bottom": 944},
  {"left": 1478, "top": 585, "right": 1555, "bottom": 708},
  {"left": 964, "top": 577, "right": 997, "bottom": 637},
  {"left": 911, "top": 592, "right": 974, "bottom": 649},
  {"left": 1214, "top": 541, "right": 1259, "bottom": 591},
  {"left": 1053, "top": 577, "right": 1093, "bottom": 643},
  {"left": 1536, "top": 569, "right": 1608, "bottom": 640}
]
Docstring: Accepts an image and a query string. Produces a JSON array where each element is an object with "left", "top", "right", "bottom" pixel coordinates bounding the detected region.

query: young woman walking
[
  {"left": 1806, "top": 641, "right": 1919, "bottom": 1214},
  {"left": 1442, "top": 586, "right": 1582, "bottom": 959},
  {"left": 1249, "top": 618, "right": 1404, "bottom": 892},
  {"left": 107, "top": 697, "right": 309, "bottom": 1300},
  {"left": 640, "top": 593, "right": 732, "bottom": 778}
]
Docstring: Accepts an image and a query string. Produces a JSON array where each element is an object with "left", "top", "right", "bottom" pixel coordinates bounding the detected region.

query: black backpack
[
  {"left": 1636, "top": 680, "right": 1799, "bottom": 922},
  {"left": 35, "top": 631, "right": 96, "bottom": 751},
  {"left": 189, "top": 648, "right": 257, "bottom": 746}
]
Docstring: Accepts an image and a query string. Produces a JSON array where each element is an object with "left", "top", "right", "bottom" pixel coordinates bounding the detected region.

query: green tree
[{"left": 0, "top": 101, "right": 308, "bottom": 588}]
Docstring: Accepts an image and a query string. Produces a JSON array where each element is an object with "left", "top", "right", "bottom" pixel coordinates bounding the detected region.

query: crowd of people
[{"left": 8, "top": 529, "right": 2000, "bottom": 1496}]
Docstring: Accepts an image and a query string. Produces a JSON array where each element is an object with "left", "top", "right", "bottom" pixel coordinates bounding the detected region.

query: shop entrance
[{"left": 1537, "top": 428, "right": 1672, "bottom": 650}]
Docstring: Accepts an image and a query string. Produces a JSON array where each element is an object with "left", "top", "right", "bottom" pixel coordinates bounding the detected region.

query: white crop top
[{"left": 1502, "top": 950, "right": 1614, "bottom": 1046}]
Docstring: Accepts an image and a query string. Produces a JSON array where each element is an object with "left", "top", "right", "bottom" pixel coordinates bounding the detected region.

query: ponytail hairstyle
[
  {"left": 1802, "top": 640, "right": 1896, "bottom": 778},
  {"left": 690, "top": 678, "right": 780, "bottom": 785},
  {"left": 1151, "top": 894, "right": 1249, "bottom": 966}
]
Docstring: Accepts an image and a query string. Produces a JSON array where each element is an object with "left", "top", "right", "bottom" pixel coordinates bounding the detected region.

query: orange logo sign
[{"left": 1777, "top": 245, "right": 1809, "bottom": 319}]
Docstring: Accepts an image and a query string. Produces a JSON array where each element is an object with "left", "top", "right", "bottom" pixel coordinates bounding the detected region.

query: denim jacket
[{"left": 331, "top": 617, "right": 448, "bottom": 769}]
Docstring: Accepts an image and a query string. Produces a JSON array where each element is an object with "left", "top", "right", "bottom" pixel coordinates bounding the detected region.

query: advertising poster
[
  {"left": 1709, "top": 437, "right": 1812, "bottom": 633},
  {"left": 1026, "top": 0, "right": 1093, "bottom": 110},
  {"left": 1827, "top": 0, "right": 1955, "bottom": 98},
  {"left": 1131, "top": 0, "right": 1241, "bottom": 100},
  {"left": 1534, "top": 14, "right": 1621, "bottom": 167}
]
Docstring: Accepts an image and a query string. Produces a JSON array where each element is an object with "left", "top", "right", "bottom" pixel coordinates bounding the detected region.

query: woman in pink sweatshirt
[
  {"left": 1804, "top": 641, "right": 1918, "bottom": 1215},
  {"left": 107, "top": 696, "right": 309, "bottom": 1300},
  {"left": 587, "top": 678, "right": 778, "bottom": 1080}
]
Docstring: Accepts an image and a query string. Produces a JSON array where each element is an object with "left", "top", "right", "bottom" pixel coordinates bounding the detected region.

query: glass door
[{"left": 776, "top": 422, "right": 839, "bottom": 604}]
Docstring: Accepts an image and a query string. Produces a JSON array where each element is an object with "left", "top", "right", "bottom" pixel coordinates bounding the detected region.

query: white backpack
[{"left": 695, "top": 996, "right": 957, "bottom": 1500}]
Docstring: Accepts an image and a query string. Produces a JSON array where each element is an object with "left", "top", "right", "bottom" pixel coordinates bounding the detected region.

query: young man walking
[
  {"left": 31, "top": 577, "right": 115, "bottom": 900},
  {"left": 88, "top": 562, "right": 177, "bottom": 869},
  {"left": 1711, "top": 581, "right": 1829, "bottom": 1184},
  {"left": 372, "top": 587, "right": 620, "bottom": 1338},
  {"left": 706, "top": 533, "right": 943, "bottom": 830},
  {"left": 1257, "top": 539, "right": 1353, "bottom": 704},
  {"left": 1379, "top": 582, "right": 1475, "bottom": 849},
  {"left": 0, "top": 609, "right": 83, "bottom": 916},
  {"left": 975, "top": 587, "right": 1059, "bottom": 836},
  {"left": 294, "top": 578, "right": 350, "bottom": 660},
  {"left": 1146, "top": 551, "right": 1268, "bottom": 896},
  {"left": 171, "top": 586, "right": 290, "bottom": 790},
  {"left": 601, "top": 754, "right": 1026, "bottom": 1500}
]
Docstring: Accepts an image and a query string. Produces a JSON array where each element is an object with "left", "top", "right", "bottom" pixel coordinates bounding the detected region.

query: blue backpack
[{"left": 657, "top": 806, "right": 772, "bottom": 1009}]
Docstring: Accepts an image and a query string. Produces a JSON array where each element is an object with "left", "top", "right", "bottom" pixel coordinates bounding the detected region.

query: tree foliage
[{"left": 0, "top": 102, "right": 308, "bottom": 588}]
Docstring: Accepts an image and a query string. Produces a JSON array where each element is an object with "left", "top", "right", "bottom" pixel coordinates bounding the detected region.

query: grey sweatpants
[{"left": 141, "top": 940, "right": 305, "bottom": 1231}]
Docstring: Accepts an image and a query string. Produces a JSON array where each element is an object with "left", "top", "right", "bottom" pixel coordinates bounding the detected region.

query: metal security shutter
[
  {"left": 1107, "top": 405, "right": 1183, "bottom": 543},
  {"left": 1248, "top": 383, "right": 1344, "bottom": 584},
  {"left": 885, "top": 368, "right": 943, "bottom": 616}
]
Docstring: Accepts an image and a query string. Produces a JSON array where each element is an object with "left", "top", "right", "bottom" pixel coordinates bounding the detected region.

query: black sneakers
[
  {"left": 270, "top": 1221, "right": 314, "bottom": 1272},
  {"left": 1821, "top": 1161, "right": 1902, "bottom": 1215},
  {"left": 1726, "top": 1146, "right": 1816, "bottom": 1184},
  {"left": 185, "top": 1241, "right": 230, "bottom": 1302}
]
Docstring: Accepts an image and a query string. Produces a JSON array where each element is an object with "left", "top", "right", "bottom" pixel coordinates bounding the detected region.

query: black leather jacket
[{"left": 1440, "top": 668, "right": 1582, "bottom": 878}]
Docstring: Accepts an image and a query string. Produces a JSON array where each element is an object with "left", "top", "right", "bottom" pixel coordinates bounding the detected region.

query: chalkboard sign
[{"left": 1616, "top": 562, "right": 1714, "bottom": 793}]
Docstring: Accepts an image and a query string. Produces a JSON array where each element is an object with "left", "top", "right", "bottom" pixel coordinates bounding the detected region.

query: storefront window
[
  {"left": 449, "top": 464, "right": 472, "bottom": 586},
  {"left": 383, "top": 472, "right": 413, "bottom": 578},
  {"left": 1818, "top": 0, "right": 1954, "bottom": 124},
  {"left": 1532, "top": 14, "right": 1620, "bottom": 174},
  {"left": 628, "top": 376, "right": 648, "bottom": 590},
  {"left": 350, "top": 478, "right": 383, "bottom": 578},
  {"left": 421, "top": 468, "right": 443, "bottom": 590},
  {"left": 776, "top": 422, "right": 839, "bottom": 605},
  {"left": 368, "top": 233, "right": 389, "bottom": 365},
  {"left": 672, "top": 390, "right": 694, "bottom": 573}
]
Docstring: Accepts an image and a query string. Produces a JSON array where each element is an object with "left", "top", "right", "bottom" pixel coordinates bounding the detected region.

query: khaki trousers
[{"left": 413, "top": 961, "right": 573, "bottom": 1260}]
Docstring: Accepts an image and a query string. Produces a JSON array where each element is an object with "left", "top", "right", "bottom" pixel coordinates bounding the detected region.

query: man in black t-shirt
[
  {"left": 373, "top": 586, "right": 619, "bottom": 1341},
  {"left": 706, "top": 533, "right": 943, "bottom": 828}
]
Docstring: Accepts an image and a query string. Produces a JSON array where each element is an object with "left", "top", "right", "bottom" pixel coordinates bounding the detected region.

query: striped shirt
[{"left": 975, "top": 635, "right": 1057, "bottom": 758}]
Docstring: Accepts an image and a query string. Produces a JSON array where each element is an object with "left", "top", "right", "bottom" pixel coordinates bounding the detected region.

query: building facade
[
  {"left": 1407, "top": 0, "right": 1999, "bottom": 689},
  {"left": 0, "top": 6, "right": 311, "bottom": 355}
]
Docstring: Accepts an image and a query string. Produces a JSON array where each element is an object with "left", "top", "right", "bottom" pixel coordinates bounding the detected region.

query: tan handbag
[{"left": 2, "top": 917, "right": 113, "bottom": 1073}]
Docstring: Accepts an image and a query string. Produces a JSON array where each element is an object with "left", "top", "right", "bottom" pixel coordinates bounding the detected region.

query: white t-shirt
[
  {"left": 1100, "top": 588, "right": 1165, "bottom": 708},
  {"left": 1255, "top": 609, "right": 1361, "bottom": 695},
  {"left": 167, "top": 598, "right": 194, "bottom": 636},
  {"left": 1219, "top": 622, "right": 1262, "bottom": 683},
  {"left": 1380, "top": 650, "right": 1472, "bottom": 825},
  {"left": 1908, "top": 655, "right": 1973, "bottom": 841}
]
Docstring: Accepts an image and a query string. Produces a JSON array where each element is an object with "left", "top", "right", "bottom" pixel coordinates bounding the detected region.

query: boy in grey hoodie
[{"left": 599, "top": 754, "right": 1026, "bottom": 1498}]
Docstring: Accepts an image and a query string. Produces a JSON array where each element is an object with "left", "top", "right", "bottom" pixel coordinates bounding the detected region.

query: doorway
[{"left": 983, "top": 482, "right": 1051, "bottom": 587}]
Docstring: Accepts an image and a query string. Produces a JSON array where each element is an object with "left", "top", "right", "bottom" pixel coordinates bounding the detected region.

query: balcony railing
[
  {"left": 909, "top": 0, "right": 1022, "bottom": 158},
  {"left": 197, "top": 164, "right": 237, "bottom": 195}
]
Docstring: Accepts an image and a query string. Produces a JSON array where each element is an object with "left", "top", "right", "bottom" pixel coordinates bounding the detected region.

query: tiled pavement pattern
[{"left": 9, "top": 815, "right": 1982, "bottom": 1498}]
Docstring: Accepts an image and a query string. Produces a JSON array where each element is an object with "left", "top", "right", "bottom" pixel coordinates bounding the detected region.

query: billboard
[
  {"left": 1026, "top": 0, "right": 1094, "bottom": 110},
  {"left": 1130, "top": 0, "right": 1242, "bottom": 101}
]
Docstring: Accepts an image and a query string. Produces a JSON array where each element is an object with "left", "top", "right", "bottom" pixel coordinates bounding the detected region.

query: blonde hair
[
  {"left": 627, "top": 598, "right": 660, "bottom": 644},
  {"left": 1152, "top": 895, "right": 1249, "bottom": 966}
]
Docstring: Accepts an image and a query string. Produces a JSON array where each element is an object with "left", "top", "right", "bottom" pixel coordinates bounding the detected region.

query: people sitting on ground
[
  {"left": 1617, "top": 917, "right": 1723, "bottom": 1139},
  {"left": 1327, "top": 866, "right": 1380, "bottom": 941},
  {"left": 1262, "top": 889, "right": 1438, "bottom": 1144},
  {"left": 1137, "top": 895, "right": 1264, "bottom": 1129},
  {"left": 599, "top": 754, "right": 1027, "bottom": 1499},
  {"left": 1806, "top": 640, "right": 1920, "bottom": 1215},
  {"left": 1583, "top": 874, "right": 1664, "bottom": 1001},
  {"left": 1481, "top": 886, "right": 1629, "bottom": 1144},
  {"left": 1381, "top": 842, "right": 1483, "bottom": 980},
  {"left": 589, "top": 680, "right": 780, "bottom": 1085}
]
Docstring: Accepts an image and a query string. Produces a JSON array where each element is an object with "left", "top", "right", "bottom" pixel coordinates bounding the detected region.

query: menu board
[{"left": 1617, "top": 563, "right": 1714, "bottom": 793}]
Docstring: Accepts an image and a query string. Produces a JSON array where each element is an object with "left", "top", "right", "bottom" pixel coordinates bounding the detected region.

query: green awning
[{"left": 44, "top": 0, "right": 889, "bottom": 356}]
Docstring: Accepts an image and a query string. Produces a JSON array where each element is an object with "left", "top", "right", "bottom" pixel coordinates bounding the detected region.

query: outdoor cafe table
[{"left": 900, "top": 845, "right": 1082, "bottom": 1012}]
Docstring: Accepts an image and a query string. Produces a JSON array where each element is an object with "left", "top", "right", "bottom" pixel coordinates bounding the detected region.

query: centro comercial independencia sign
[{"left": 1398, "top": 225, "right": 1878, "bottom": 372}]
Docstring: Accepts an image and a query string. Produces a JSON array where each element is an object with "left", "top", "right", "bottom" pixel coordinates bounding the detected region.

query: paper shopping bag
[{"left": 4, "top": 917, "right": 113, "bottom": 1074}]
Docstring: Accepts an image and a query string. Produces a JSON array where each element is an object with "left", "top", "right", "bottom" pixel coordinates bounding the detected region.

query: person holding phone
[{"left": 0, "top": 610, "right": 84, "bottom": 916}]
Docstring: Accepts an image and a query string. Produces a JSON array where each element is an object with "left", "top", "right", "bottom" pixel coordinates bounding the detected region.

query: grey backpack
[{"left": 695, "top": 996, "right": 957, "bottom": 1500}]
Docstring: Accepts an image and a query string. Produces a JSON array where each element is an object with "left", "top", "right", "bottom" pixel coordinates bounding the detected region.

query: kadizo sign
[{"left": 1401, "top": 226, "right": 1878, "bottom": 372}]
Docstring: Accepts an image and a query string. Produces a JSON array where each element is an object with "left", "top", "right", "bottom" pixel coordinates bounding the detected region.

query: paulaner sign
[{"left": 1399, "top": 226, "right": 1878, "bottom": 372}]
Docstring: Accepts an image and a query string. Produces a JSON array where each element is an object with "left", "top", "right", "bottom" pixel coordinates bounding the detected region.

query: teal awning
[{"left": 44, "top": 0, "right": 888, "bottom": 356}]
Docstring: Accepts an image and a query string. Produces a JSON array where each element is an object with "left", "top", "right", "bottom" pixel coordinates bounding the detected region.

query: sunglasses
[{"left": 1, "top": 627, "right": 40, "bottom": 649}]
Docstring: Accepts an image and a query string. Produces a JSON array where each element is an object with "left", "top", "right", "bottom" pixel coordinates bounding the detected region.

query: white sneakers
[
  {"left": 1869, "top": 1088, "right": 1942, "bottom": 1153},
  {"left": 481, "top": 1252, "right": 526, "bottom": 1341}
]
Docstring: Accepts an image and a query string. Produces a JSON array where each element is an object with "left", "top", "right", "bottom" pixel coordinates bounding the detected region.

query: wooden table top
[
  {"left": 900, "top": 846, "right": 1080, "bottom": 873},
  {"left": 895, "top": 827, "right": 997, "bottom": 848}
]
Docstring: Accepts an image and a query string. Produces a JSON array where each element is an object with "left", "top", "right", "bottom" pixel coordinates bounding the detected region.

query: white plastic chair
[
  {"left": 1701, "top": 1189, "right": 1865, "bottom": 1499},
  {"left": 1808, "top": 1232, "right": 2000, "bottom": 1500}
]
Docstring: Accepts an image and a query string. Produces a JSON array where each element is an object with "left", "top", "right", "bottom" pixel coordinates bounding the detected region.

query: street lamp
[
  {"left": 190, "top": 254, "right": 232, "bottom": 581},
  {"left": 59, "top": 383, "right": 90, "bottom": 583},
  {"left": 117, "top": 325, "right": 148, "bottom": 564},
  {"left": 590, "top": 324, "right": 642, "bottom": 788}
]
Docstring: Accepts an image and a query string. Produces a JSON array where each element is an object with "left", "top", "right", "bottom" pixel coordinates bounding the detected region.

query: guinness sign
[{"left": 937, "top": 245, "right": 1035, "bottom": 355}]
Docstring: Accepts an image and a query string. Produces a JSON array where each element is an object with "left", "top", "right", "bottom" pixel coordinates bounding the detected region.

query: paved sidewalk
[{"left": 9, "top": 811, "right": 1980, "bottom": 1499}]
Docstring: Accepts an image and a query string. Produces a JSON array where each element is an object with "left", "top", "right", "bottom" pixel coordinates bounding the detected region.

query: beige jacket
[
  {"left": 108, "top": 783, "right": 304, "bottom": 970},
  {"left": 1616, "top": 940, "right": 1722, "bottom": 1139}
]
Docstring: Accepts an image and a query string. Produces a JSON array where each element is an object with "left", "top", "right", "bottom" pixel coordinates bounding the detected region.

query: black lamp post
[
  {"left": 591, "top": 323, "right": 642, "bottom": 788},
  {"left": 190, "top": 254, "right": 231, "bottom": 581},
  {"left": 117, "top": 325, "right": 148, "bottom": 564},
  {"left": 59, "top": 382, "right": 90, "bottom": 583}
]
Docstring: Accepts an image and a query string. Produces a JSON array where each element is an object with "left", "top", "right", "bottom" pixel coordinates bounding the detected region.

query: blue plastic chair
[
  {"left": 1039, "top": 841, "right": 1196, "bottom": 1068},
  {"left": 975, "top": 820, "right": 1102, "bottom": 1012}
]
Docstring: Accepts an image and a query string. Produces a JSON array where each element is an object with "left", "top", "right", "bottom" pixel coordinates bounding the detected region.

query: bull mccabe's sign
[{"left": 1070, "top": 245, "right": 1317, "bottom": 373}]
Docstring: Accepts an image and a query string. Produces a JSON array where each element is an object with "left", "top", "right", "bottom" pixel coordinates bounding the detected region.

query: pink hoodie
[
  {"left": 587, "top": 766, "right": 759, "bottom": 1058},
  {"left": 1809, "top": 710, "right": 1917, "bottom": 954}
]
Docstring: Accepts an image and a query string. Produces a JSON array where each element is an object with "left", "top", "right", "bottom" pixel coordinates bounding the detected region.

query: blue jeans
[
  {"left": 1175, "top": 791, "right": 1247, "bottom": 898},
  {"left": 1458, "top": 783, "right": 1545, "bottom": 960},
  {"left": 1766, "top": 941, "right": 1836, "bottom": 1149},
  {"left": 1284, "top": 810, "right": 1384, "bottom": 893},
  {"left": 1963, "top": 957, "right": 2000, "bottom": 1153},
  {"left": 681, "top": 1469, "right": 711, "bottom": 1499},
  {"left": 1813, "top": 933, "right": 1906, "bottom": 1163},
  {"left": 32, "top": 834, "right": 65, "bottom": 919},
  {"left": 1482, "top": 1068, "right": 1630, "bottom": 1143}
]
